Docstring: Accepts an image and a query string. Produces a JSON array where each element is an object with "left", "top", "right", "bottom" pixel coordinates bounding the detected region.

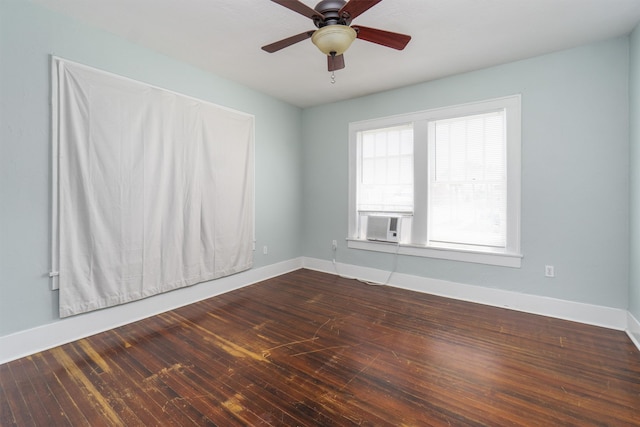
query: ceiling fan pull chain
[{"left": 331, "top": 71, "right": 336, "bottom": 84}]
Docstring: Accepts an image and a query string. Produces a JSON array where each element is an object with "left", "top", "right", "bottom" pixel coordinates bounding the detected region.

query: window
[
  {"left": 348, "top": 96, "right": 521, "bottom": 267},
  {"left": 356, "top": 124, "right": 414, "bottom": 243}
]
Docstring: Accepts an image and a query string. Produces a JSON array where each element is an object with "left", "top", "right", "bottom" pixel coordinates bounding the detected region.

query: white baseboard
[
  {"left": 302, "top": 257, "right": 629, "bottom": 332},
  {"left": 0, "top": 258, "right": 303, "bottom": 364},
  {"left": 627, "top": 312, "right": 640, "bottom": 352},
  {"left": 3, "top": 257, "right": 636, "bottom": 364}
]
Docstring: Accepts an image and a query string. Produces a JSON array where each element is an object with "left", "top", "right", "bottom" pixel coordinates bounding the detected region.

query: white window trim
[{"left": 348, "top": 95, "right": 522, "bottom": 268}]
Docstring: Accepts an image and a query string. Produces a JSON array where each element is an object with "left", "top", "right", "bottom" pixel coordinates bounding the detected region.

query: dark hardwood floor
[{"left": 2, "top": 268, "right": 640, "bottom": 426}]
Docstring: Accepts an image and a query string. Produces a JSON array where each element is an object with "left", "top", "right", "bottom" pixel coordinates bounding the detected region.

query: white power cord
[
  {"left": 332, "top": 240, "right": 401, "bottom": 286},
  {"left": 381, "top": 241, "right": 401, "bottom": 285}
]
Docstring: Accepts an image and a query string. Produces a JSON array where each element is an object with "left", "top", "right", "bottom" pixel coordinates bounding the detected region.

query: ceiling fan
[{"left": 261, "top": 0, "right": 411, "bottom": 72}]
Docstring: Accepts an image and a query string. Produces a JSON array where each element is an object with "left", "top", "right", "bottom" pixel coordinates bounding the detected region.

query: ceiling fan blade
[
  {"left": 339, "top": 0, "right": 382, "bottom": 20},
  {"left": 271, "top": 0, "right": 324, "bottom": 20},
  {"left": 328, "top": 54, "right": 345, "bottom": 71},
  {"left": 352, "top": 25, "right": 411, "bottom": 50},
  {"left": 262, "top": 30, "right": 315, "bottom": 53}
]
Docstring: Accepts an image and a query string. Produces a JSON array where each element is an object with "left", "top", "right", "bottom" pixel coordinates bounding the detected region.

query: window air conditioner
[{"left": 366, "top": 215, "right": 400, "bottom": 243}]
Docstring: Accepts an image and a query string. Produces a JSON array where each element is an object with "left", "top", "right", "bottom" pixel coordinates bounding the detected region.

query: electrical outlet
[
  {"left": 263, "top": 246, "right": 268, "bottom": 255},
  {"left": 545, "top": 265, "right": 555, "bottom": 278},
  {"left": 332, "top": 240, "right": 338, "bottom": 251}
]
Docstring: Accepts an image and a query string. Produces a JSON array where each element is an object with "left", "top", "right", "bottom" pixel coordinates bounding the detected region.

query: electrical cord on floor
[{"left": 332, "top": 241, "right": 401, "bottom": 286}]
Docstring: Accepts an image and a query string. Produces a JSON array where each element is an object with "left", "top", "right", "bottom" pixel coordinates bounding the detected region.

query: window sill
[{"left": 346, "top": 239, "right": 522, "bottom": 268}]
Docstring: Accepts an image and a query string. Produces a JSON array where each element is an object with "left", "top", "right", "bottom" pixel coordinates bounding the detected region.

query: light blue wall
[
  {"left": 0, "top": 0, "right": 302, "bottom": 336},
  {"left": 1, "top": 0, "right": 635, "bottom": 340},
  {"left": 302, "top": 37, "right": 630, "bottom": 309},
  {"left": 630, "top": 23, "right": 640, "bottom": 320}
]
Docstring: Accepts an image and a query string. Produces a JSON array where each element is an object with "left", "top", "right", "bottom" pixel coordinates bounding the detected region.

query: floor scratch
[
  {"left": 313, "top": 318, "right": 333, "bottom": 339},
  {"left": 264, "top": 337, "right": 319, "bottom": 353},
  {"left": 340, "top": 353, "right": 380, "bottom": 391},
  {"left": 291, "top": 345, "right": 350, "bottom": 357},
  {"left": 264, "top": 317, "right": 333, "bottom": 354}
]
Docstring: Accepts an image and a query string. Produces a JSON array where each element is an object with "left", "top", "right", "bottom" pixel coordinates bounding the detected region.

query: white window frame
[{"left": 348, "top": 95, "right": 522, "bottom": 268}]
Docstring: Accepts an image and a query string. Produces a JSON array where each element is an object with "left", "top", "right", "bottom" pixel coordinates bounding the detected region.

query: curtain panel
[{"left": 52, "top": 58, "right": 254, "bottom": 317}]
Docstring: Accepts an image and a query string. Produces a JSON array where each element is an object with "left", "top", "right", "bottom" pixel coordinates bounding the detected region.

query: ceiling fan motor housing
[{"left": 314, "top": 0, "right": 352, "bottom": 27}]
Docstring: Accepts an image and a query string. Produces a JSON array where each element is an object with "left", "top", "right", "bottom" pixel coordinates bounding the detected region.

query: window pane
[
  {"left": 400, "top": 155, "right": 413, "bottom": 184},
  {"left": 387, "top": 131, "right": 400, "bottom": 155},
  {"left": 374, "top": 158, "right": 387, "bottom": 185},
  {"left": 358, "top": 124, "right": 413, "bottom": 213},
  {"left": 400, "top": 131, "right": 413, "bottom": 154},
  {"left": 362, "top": 134, "right": 375, "bottom": 158},
  {"left": 362, "top": 158, "right": 375, "bottom": 184},
  {"left": 388, "top": 156, "right": 400, "bottom": 183},
  {"left": 430, "top": 110, "right": 506, "bottom": 247},
  {"left": 430, "top": 182, "right": 506, "bottom": 247}
]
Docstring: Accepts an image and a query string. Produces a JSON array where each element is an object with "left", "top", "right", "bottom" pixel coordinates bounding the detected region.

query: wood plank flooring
[{"left": 2, "top": 268, "right": 640, "bottom": 426}]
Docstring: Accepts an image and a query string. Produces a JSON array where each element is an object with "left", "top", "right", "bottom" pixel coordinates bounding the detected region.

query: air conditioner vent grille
[{"left": 366, "top": 215, "right": 400, "bottom": 243}]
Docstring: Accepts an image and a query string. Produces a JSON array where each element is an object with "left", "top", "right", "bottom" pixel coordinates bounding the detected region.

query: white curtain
[{"left": 53, "top": 58, "right": 254, "bottom": 317}]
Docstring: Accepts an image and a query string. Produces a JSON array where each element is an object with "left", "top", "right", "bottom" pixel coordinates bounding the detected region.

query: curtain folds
[{"left": 53, "top": 58, "right": 254, "bottom": 317}]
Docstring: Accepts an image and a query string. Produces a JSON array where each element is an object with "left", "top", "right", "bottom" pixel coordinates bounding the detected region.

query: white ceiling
[{"left": 32, "top": 0, "right": 640, "bottom": 108}]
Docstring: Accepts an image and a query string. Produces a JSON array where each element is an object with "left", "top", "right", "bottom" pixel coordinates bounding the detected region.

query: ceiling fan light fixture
[{"left": 311, "top": 25, "right": 357, "bottom": 55}]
